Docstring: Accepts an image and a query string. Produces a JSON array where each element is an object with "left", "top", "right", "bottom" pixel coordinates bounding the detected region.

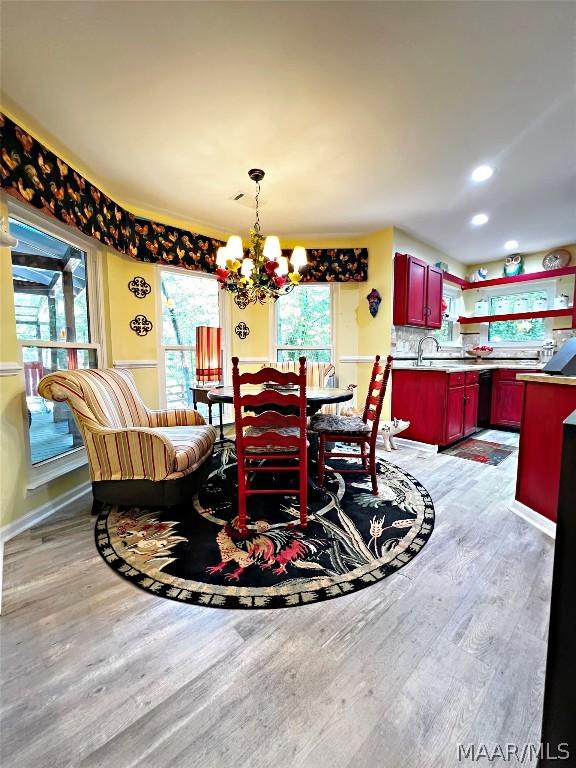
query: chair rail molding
[
  {"left": 238, "top": 356, "right": 268, "bottom": 364},
  {"left": 0, "top": 361, "right": 23, "bottom": 376},
  {"left": 113, "top": 360, "right": 158, "bottom": 369},
  {"left": 339, "top": 356, "right": 380, "bottom": 364}
]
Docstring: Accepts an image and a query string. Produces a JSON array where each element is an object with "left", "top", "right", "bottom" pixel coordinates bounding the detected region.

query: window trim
[
  {"left": 475, "top": 279, "right": 556, "bottom": 348},
  {"left": 434, "top": 283, "right": 462, "bottom": 347},
  {"left": 7, "top": 199, "right": 105, "bottom": 487},
  {"left": 272, "top": 283, "right": 335, "bottom": 363},
  {"left": 157, "top": 266, "right": 229, "bottom": 409}
]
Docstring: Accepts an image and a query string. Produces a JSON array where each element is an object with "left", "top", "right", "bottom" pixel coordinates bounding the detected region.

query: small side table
[{"left": 190, "top": 385, "right": 231, "bottom": 444}]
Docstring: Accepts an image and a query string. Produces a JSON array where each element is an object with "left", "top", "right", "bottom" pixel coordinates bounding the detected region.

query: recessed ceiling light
[
  {"left": 504, "top": 240, "right": 519, "bottom": 250},
  {"left": 471, "top": 165, "right": 494, "bottom": 183},
  {"left": 471, "top": 213, "right": 489, "bottom": 226}
]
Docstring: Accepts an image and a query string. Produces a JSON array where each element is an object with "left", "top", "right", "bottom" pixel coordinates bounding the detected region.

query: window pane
[
  {"left": 161, "top": 272, "right": 219, "bottom": 347},
  {"left": 488, "top": 289, "right": 547, "bottom": 342},
  {"left": 11, "top": 218, "right": 89, "bottom": 343},
  {"left": 276, "top": 286, "right": 331, "bottom": 351},
  {"left": 164, "top": 350, "right": 211, "bottom": 420},
  {"left": 23, "top": 346, "right": 98, "bottom": 464},
  {"left": 277, "top": 348, "right": 331, "bottom": 363}
]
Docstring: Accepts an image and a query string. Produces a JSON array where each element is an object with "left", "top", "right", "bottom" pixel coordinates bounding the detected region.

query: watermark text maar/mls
[{"left": 457, "top": 743, "right": 570, "bottom": 762}]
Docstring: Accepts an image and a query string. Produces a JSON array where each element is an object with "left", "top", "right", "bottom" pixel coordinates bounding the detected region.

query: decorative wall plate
[
  {"left": 130, "top": 315, "right": 153, "bottom": 336},
  {"left": 235, "top": 322, "right": 250, "bottom": 339},
  {"left": 128, "top": 276, "right": 151, "bottom": 298},
  {"left": 542, "top": 248, "right": 571, "bottom": 270}
]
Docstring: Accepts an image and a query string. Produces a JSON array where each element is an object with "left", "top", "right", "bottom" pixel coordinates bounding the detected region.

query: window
[
  {"left": 275, "top": 285, "right": 332, "bottom": 362},
  {"left": 160, "top": 270, "right": 220, "bottom": 413},
  {"left": 10, "top": 215, "right": 101, "bottom": 468},
  {"left": 487, "top": 289, "right": 547, "bottom": 343},
  {"left": 435, "top": 293, "right": 456, "bottom": 343},
  {"left": 433, "top": 285, "right": 461, "bottom": 345}
]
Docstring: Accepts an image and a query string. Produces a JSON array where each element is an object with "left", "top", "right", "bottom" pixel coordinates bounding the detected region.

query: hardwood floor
[{"left": 0, "top": 431, "right": 553, "bottom": 768}]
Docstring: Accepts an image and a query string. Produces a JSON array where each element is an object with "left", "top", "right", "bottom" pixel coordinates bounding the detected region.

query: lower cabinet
[
  {"left": 391, "top": 369, "right": 479, "bottom": 446},
  {"left": 490, "top": 369, "right": 540, "bottom": 428},
  {"left": 464, "top": 382, "right": 480, "bottom": 436}
]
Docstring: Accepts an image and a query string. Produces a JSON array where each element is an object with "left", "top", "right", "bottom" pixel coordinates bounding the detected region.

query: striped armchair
[{"left": 38, "top": 368, "right": 217, "bottom": 512}]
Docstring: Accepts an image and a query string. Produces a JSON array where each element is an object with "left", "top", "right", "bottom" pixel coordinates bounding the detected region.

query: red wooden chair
[
  {"left": 232, "top": 356, "right": 308, "bottom": 533},
  {"left": 311, "top": 355, "right": 393, "bottom": 495}
]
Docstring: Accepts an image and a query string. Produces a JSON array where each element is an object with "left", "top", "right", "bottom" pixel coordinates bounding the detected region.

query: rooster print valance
[{"left": 0, "top": 114, "right": 368, "bottom": 282}]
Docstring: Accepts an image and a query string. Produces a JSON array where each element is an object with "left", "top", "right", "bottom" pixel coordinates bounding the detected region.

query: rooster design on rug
[{"left": 206, "top": 517, "right": 327, "bottom": 582}]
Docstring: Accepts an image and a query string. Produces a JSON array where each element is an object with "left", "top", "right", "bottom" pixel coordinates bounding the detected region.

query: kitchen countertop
[
  {"left": 393, "top": 361, "right": 546, "bottom": 373},
  {"left": 517, "top": 373, "right": 576, "bottom": 386}
]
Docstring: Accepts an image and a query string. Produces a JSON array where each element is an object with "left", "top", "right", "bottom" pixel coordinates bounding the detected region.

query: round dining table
[{"left": 207, "top": 385, "right": 353, "bottom": 445}]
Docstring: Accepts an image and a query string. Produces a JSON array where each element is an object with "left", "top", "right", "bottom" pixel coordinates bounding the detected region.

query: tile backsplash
[{"left": 392, "top": 324, "right": 575, "bottom": 360}]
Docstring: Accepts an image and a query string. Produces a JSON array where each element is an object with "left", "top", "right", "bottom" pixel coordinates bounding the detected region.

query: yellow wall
[
  {"left": 393, "top": 227, "right": 467, "bottom": 279},
  {"left": 103, "top": 249, "right": 160, "bottom": 406}
]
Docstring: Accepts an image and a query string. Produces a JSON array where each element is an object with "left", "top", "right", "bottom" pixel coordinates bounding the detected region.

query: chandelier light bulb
[
  {"left": 240, "top": 257, "right": 254, "bottom": 278},
  {"left": 226, "top": 235, "right": 244, "bottom": 260},
  {"left": 215, "top": 246, "right": 228, "bottom": 267},
  {"left": 263, "top": 235, "right": 281, "bottom": 261},
  {"left": 276, "top": 256, "right": 289, "bottom": 276},
  {"left": 290, "top": 246, "right": 307, "bottom": 270}
]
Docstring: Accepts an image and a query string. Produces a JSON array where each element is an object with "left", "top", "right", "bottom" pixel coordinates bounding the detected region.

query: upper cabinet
[{"left": 393, "top": 252, "right": 444, "bottom": 329}]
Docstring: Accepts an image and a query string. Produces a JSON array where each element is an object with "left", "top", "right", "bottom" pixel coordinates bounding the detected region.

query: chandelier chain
[{"left": 254, "top": 181, "right": 261, "bottom": 234}]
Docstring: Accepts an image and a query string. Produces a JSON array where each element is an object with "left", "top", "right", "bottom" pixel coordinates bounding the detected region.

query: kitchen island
[{"left": 515, "top": 373, "right": 576, "bottom": 523}]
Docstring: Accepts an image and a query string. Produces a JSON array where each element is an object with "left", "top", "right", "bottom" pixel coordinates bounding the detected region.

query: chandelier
[{"left": 215, "top": 169, "right": 307, "bottom": 308}]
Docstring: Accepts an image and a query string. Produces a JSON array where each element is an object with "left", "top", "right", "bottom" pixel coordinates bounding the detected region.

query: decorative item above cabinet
[{"left": 393, "top": 253, "right": 443, "bottom": 329}]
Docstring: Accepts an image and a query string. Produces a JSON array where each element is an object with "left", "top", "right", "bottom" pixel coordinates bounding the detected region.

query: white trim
[
  {"left": 20, "top": 340, "right": 99, "bottom": 350},
  {"left": 508, "top": 499, "right": 556, "bottom": 539},
  {"left": 0, "top": 362, "right": 23, "bottom": 376},
  {"left": 1, "top": 481, "right": 91, "bottom": 543},
  {"left": 113, "top": 359, "right": 157, "bottom": 369},
  {"left": 339, "top": 355, "right": 378, "bottom": 363},
  {"left": 239, "top": 356, "right": 268, "bottom": 364},
  {"left": 0, "top": 542, "right": 4, "bottom": 614},
  {"left": 27, "top": 448, "right": 88, "bottom": 490},
  {"left": 392, "top": 436, "right": 439, "bottom": 453}
]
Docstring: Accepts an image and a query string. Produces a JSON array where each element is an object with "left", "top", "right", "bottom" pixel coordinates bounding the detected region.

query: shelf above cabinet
[
  {"left": 459, "top": 307, "right": 573, "bottom": 325},
  {"left": 461, "top": 266, "right": 576, "bottom": 290}
]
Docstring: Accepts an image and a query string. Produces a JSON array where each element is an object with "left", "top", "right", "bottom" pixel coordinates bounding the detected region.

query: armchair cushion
[{"left": 153, "top": 425, "right": 218, "bottom": 474}]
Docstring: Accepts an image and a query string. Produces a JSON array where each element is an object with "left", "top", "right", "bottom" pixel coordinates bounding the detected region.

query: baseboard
[
  {"left": 392, "top": 437, "right": 439, "bottom": 454},
  {"left": 0, "top": 481, "right": 92, "bottom": 543},
  {"left": 508, "top": 499, "right": 556, "bottom": 539}
]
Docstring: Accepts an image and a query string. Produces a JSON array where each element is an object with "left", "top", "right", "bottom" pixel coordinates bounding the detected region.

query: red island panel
[{"left": 516, "top": 380, "right": 576, "bottom": 522}]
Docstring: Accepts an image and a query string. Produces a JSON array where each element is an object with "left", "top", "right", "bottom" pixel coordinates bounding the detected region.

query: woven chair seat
[{"left": 310, "top": 414, "right": 371, "bottom": 435}]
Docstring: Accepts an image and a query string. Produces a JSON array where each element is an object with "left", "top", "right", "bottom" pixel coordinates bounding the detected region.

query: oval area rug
[{"left": 95, "top": 446, "right": 434, "bottom": 609}]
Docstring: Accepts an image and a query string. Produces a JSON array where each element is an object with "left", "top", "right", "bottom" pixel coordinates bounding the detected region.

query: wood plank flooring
[{"left": 0, "top": 430, "right": 554, "bottom": 768}]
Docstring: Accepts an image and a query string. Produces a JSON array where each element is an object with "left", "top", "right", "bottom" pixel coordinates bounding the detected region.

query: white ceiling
[{"left": 1, "top": 1, "right": 575, "bottom": 264}]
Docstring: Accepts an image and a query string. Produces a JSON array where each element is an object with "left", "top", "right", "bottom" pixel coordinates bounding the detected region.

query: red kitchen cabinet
[
  {"left": 446, "top": 385, "right": 466, "bottom": 442},
  {"left": 490, "top": 369, "right": 540, "bottom": 428},
  {"left": 393, "top": 253, "right": 444, "bottom": 329},
  {"left": 426, "top": 265, "right": 444, "bottom": 328},
  {"left": 391, "top": 369, "right": 479, "bottom": 446},
  {"left": 464, "top": 383, "right": 479, "bottom": 436}
]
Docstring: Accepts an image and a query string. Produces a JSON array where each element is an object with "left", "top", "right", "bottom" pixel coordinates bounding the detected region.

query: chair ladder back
[
  {"left": 231, "top": 356, "right": 309, "bottom": 531},
  {"left": 362, "top": 355, "right": 393, "bottom": 431}
]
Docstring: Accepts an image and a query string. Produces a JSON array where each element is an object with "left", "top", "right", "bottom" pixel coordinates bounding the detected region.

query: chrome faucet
[{"left": 416, "top": 335, "right": 440, "bottom": 366}]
